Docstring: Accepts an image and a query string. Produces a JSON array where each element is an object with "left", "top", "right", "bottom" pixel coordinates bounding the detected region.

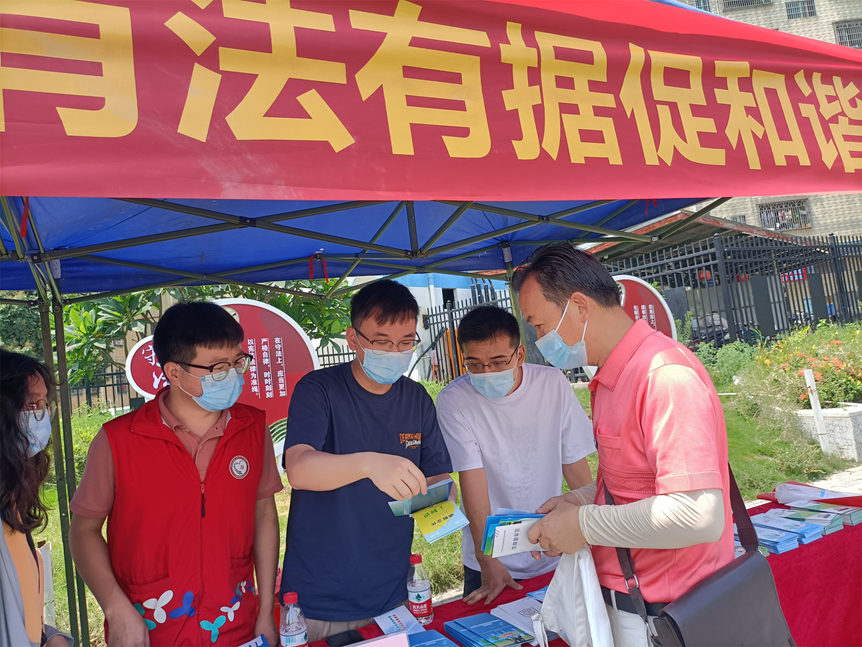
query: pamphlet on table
[
  {"left": 787, "top": 500, "right": 862, "bottom": 525},
  {"left": 444, "top": 613, "right": 534, "bottom": 647},
  {"left": 757, "top": 482, "right": 862, "bottom": 508},
  {"left": 764, "top": 508, "right": 844, "bottom": 534},
  {"left": 491, "top": 598, "right": 556, "bottom": 647},
  {"left": 389, "top": 479, "right": 469, "bottom": 543},
  {"left": 735, "top": 523, "right": 798, "bottom": 554},
  {"left": 408, "top": 630, "right": 460, "bottom": 647},
  {"left": 374, "top": 605, "right": 426, "bottom": 636},
  {"left": 751, "top": 513, "right": 823, "bottom": 544}
]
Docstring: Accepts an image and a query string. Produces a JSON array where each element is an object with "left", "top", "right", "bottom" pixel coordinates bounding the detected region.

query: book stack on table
[
  {"left": 788, "top": 501, "right": 862, "bottom": 526},
  {"left": 751, "top": 514, "right": 824, "bottom": 544},
  {"left": 444, "top": 614, "right": 534, "bottom": 647},
  {"left": 408, "top": 630, "right": 460, "bottom": 647},
  {"left": 765, "top": 508, "right": 844, "bottom": 535},
  {"left": 735, "top": 523, "right": 798, "bottom": 554}
]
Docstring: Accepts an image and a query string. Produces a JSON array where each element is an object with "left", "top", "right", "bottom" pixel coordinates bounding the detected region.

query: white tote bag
[{"left": 532, "top": 546, "right": 613, "bottom": 647}]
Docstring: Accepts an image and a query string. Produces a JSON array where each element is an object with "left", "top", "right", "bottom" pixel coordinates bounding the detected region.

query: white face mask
[
  {"left": 19, "top": 411, "right": 53, "bottom": 457},
  {"left": 534, "top": 300, "right": 589, "bottom": 370}
]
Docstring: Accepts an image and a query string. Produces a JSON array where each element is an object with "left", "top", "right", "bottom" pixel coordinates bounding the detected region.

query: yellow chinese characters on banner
[
  {"left": 0, "top": 0, "right": 137, "bottom": 137},
  {"left": 795, "top": 71, "right": 862, "bottom": 173},
  {"left": 166, "top": 0, "right": 354, "bottom": 150},
  {"left": 351, "top": 0, "right": 492, "bottom": 158}
]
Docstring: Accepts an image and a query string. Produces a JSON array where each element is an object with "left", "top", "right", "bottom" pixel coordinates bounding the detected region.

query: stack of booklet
[
  {"left": 735, "top": 523, "right": 798, "bottom": 554},
  {"left": 390, "top": 479, "right": 469, "bottom": 543},
  {"left": 481, "top": 511, "right": 544, "bottom": 558},
  {"left": 765, "top": 508, "right": 844, "bottom": 535},
  {"left": 751, "top": 513, "right": 823, "bottom": 544},
  {"left": 788, "top": 500, "right": 862, "bottom": 526},
  {"left": 526, "top": 587, "right": 548, "bottom": 603},
  {"left": 491, "top": 598, "right": 555, "bottom": 647},
  {"left": 444, "top": 614, "right": 533, "bottom": 647},
  {"left": 732, "top": 540, "right": 769, "bottom": 558},
  {"left": 408, "top": 631, "right": 460, "bottom": 647}
]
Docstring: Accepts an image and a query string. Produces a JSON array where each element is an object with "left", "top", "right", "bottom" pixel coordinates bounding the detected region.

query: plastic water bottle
[
  {"left": 280, "top": 592, "right": 308, "bottom": 647},
  {"left": 407, "top": 554, "right": 433, "bottom": 625}
]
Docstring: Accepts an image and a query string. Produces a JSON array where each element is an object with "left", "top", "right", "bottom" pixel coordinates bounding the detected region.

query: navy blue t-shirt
[{"left": 280, "top": 362, "right": 452, "bottom": 621}]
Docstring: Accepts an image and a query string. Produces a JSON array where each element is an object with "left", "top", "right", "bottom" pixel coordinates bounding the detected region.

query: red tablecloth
[{"left": 300, "top": 506, "right": 861, "bottom": 647}]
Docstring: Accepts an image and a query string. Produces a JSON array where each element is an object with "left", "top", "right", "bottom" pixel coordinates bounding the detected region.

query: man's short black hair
[
  {"left": 350, "top": 280, "right": 419, "bottom": 329},
  {"left": 457, "top": 306, "right": 520, "bottom": 350},
  {"left": 512, "top": 243, "right": 620, "bottom": 308},
  {"left": 153, "top": 301, "right": 244, "bottom": 366}
]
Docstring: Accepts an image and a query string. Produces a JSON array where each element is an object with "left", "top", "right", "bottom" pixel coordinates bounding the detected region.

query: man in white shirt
[{"left": 436, "top": 306, "right": 595, "bottom": 605}]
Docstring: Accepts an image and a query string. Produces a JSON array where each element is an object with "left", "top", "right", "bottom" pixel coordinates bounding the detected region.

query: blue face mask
[
  {"left": 359, "top": 347, "right": 413, "bottom": 385},
  {"left": 179, "top": 367, "right": 244, "bottom": 412},
  {"left": 468, "top": 367, "right": 517, "bottom": 399},
  {"left": 535, "top": 300, "right": 589, "bottom": 370},
  {"left": 20, "top": 412, "right": 53, "bottom": 457}
]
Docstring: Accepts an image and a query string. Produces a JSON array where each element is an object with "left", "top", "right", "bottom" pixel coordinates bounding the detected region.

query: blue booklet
[
  {"left": 409, "top": 630, "right": 460, "bottom": 647},
  {"left": 445, "top": 613, "right": 533, "bottom": 647},
  {"left": 389, "top": 479, "right": 454, "bottom": 517}
]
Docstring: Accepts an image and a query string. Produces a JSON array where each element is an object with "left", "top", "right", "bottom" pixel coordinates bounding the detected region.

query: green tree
[
  {"left": 0, "top": 291, "right": 43, "bottom": 358},
  {"left": 64, "top": 301, "right": 117, "bottom": 384},
  {"left": 98, "top": 292, "right": 159, "bottom": 358}
]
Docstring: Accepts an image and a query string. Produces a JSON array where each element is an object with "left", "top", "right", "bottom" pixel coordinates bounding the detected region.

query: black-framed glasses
[
  {"left": 464, "top": 347, "right": 518, "bottom": 374},
  {"left": 178, "top": 353, "right": 253, "bottom": 381},
  {"left": 22, "top": 399, "right": 57, "bottom": 422},
  {"left": 355, "top": 328, "right": 421, "bottom": 355}
]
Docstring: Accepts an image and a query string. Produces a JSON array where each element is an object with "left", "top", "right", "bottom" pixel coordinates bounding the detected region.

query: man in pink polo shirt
[{"left": 513, "top": 244, "right": 733, "bottom": 647}]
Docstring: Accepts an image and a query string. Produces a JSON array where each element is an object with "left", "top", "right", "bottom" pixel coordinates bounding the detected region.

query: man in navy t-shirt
[{"left": 280, "top": 280, "right": 454, "bottom": 641}]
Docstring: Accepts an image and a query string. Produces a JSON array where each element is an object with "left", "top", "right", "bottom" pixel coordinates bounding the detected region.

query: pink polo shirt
[{"left": 588, "top": 320, "right": 733, "bottom": 603}]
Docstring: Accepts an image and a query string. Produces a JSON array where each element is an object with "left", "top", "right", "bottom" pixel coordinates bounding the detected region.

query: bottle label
[
  {"left": 409, "top": 587, "right": 432, "bottom": 618},
  {"left": 280, "top": 630, "right": 308, "bottom": 647}
]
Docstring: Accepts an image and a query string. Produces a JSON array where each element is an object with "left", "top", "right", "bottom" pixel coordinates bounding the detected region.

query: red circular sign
[
  {"left": 615, "top": 276, "right": 677, "bottom": 340},
  {"left": 125, "top": 299, "right": 319, "bottom": 467}
]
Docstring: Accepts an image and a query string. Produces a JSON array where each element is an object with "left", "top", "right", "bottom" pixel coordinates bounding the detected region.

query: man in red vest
[{"left": 70, "top": 302, "right": 283, "bottom": 647}]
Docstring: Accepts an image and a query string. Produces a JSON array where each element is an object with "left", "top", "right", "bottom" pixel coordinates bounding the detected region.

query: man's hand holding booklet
[{"left": 481, "top": 510, "right": 546, "bottom": 558}]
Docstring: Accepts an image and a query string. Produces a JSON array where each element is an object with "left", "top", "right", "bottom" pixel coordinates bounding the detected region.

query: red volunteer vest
[{"left": 104, "top": 389, "right": 265, "bottom": 647}]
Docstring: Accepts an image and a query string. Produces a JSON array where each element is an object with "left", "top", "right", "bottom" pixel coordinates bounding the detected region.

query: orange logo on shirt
[{"left": 400, "top": 433, "right": 421, "bottom": 449}]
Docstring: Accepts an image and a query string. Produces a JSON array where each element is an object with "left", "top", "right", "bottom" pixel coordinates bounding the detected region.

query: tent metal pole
[
  {"left": 64, "top": 278, "right": 191, "bottom": 304},
  {"left": 79, "top": 255, "right": 322, "bottom": 299},
  {"left": 506, "top": 237, "right": 643, "bottom": 246},
  {"left": 325, "top": 202, "right": 405, "bottom": 298},
  {"left": 420, "top": 202, "right": 472, "bottom": 254},
  {"left": 52, "top": 298, "right": 91, "bottom": 646},
  {"left": 322, "top": 255, "right": 496, "bottom": 281},
  {"left": 424, "top": 243, "right": 501, "bottom": 269},
  {"left": 406, "top": 202, "right": 419, "bottom": 255},
  {"left": 118, "top": 198, "right": 409, "bottom": 257},
  {"left": 329, "top": 268, "right": 417, "bottom": 298},
  {"left": 121, "top": 198, "right": 383, "bottom": 224},
  {"left": 658, "top": 197, "right": 732, "bottom": 240},
  {"left": 0, "top": 297, "right": 35, "bottom": 305},
  {"left": 213, "top": 257, "right": 311, "bottom": 278},
  {"left": 34, "top": 223, "right": 243, "bottom": 263},
  {"left": 593, "top": 200, "right": 639, "bottom": 228},
  {"left": 546, "top": 200, "right": 616, "bottom": 218},
  {"left": 39, "top": 298, "right": 80, "bottom": 647},
  {"left": 501, "top": 243, "right": 526, "bottom": 345},
  {"left": 1, "top": 197, "right": 51, "bottom": 304},
  {"left": 23, "top": 206, "right": 65, "bottom": 300},
  {"left": 426, "top": 222, "right": 541, "bottom": 256}
]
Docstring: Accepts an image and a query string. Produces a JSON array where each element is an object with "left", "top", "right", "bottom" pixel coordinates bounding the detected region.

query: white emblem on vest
[{"left": 230, "top": 455, "right": 250, "bottom": 479}]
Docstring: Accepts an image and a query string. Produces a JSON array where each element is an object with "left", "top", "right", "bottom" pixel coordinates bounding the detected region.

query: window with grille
[
  {"left": 835, "top": 20, "right": 862, "bottom": 49},
  {"left": 730, "top": 215, "right": 748, "bottom": 224},
  {"left": 758, "top": 200, "right": 811, "bottom": 232},
  {"left": 786, "top": 0, "right": 816, "bottom": 19},
  {"left": 694, "top": 0, "right": 712, "bottom": 12},
  {"left": 723, "top": 0, "right": 772, "bottom": 10}
]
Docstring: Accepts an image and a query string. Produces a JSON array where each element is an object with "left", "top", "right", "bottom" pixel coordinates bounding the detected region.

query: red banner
[{"left": 1, "top": 0, "right": 860, "bottom": 200}]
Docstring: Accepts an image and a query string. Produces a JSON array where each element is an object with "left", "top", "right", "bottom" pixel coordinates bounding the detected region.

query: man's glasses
[
  {"left": 464, "top": 347, "right": 518, "bottom": 374},
  {"left": 22, "top": 399, "right": 57, "bottom": 422},
  {"left": 355, "top": 328, "right": 421, "bottom": 355},
  {"left": 177, "top": 353, "right": 253, "bottom": 381}
]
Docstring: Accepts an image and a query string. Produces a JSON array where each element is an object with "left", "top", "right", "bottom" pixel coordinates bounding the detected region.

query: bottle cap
[
  {"left": 284, "top": 592, "right": 298, "bottom": 605},
  {"left": 410, "top": 554, "right": 422, "bottom": 565}
]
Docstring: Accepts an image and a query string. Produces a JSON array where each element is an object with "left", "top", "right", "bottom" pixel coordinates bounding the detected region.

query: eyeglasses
[
  {"left": 177, "top": 353, "right": 253, "bottom": 381},
  {"left": 464, "top": 347, "right": 518, "bottom": 374},
  {"left": 355, "top": 328, "right": 421, "bottom": 355},
  {"left": 22, "top": 399, "right": 57, "bottom": 422}
]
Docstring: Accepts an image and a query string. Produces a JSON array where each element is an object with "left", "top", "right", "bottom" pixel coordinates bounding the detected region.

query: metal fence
[
  {"left": 607, "top": 234, "right": 862, "bottom": 347},
  {"left": 69, "top": 368, "right": 137, "bottom": 414},
  {"left": 317, "top": 345, "right": 356, "bottom": 368}
]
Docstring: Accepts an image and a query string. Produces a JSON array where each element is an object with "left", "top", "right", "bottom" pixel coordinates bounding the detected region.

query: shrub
[
  {"left": 421, "top": 380, "right": 445, "bottom": 404},
  {"left": 737, "top": 322, "right": 862, "bottom": 411}
]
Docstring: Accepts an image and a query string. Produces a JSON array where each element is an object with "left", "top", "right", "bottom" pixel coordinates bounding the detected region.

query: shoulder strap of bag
[{"left": 604, "top": 464, "right": 757, "bottom": 625}]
